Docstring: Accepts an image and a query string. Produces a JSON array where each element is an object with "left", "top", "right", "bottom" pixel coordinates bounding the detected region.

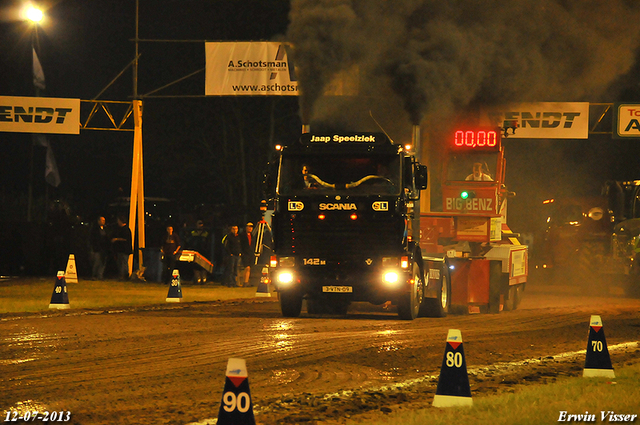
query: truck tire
[
  {"left": 515, "top": 284, "right": 524, "bottom": 308},
  {"left": 280, "top": 289, "right": 303, "bottom": 317},
  {"left": 575, "top": 241, "right": 606, "bottom": 287},
  {"left": 488, "top": 260, "right": 505, "bottom": 314},
  {"left": 504, "top": 284, "right": 522, "bottom": 311},
  {"left": 421, "top": 266, "right": 450, "bottom": 317},
  {"left": 397, "top": 264, "right": 423, "bottom": 320}
]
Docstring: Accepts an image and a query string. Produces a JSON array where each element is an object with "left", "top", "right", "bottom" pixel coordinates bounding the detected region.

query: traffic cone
[
  {"left": 49, "top": 271, "right": 70, "bottom": 309},
  {"left": 583, "top": 315, "right": 615, "bottom": 378},
  {"left": 166, "top": 269, "right": 183, "bottom": 302},
  {"left": 433, "top": 329, "right": 473, "bottom": 407},
  {"left": 64, "top": 254, "right": 78, "bottom": 283},
  {"left": 217, "top": 358, "right": 256, "bottom": 425},
  {"left": 255, "top": 267, "right": 271, "bottom": 297}
]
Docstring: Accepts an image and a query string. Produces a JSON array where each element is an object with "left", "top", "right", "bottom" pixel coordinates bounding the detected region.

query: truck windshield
[
  {"left": 446, "top": 152, "right": 499, "bottom": 182},
  {"left": 278, "top": 154, "right": 401, "bottom": 196}
]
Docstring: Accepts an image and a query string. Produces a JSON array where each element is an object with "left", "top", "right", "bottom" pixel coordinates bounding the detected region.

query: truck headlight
[
  {"left": 277, "top": 271, "right": 294, "bottom": 286},
  {"left": 382, "top": 271, "right": 400, "bottom": 287}
]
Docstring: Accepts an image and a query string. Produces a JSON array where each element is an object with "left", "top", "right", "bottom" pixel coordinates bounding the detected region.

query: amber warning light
[{"left": 453, "top": 129, "right": 500, "bottom": 150}]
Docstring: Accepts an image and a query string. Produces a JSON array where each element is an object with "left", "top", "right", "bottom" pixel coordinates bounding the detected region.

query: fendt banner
[
  {"left": 0, "top": 96, "right": 80, "bottom": 135},
  {"left": 205, "top": 42, "right": 298, "bottom": 96},
  {"left": 483, "top": 102, "right": 590, "bottom": 139}
]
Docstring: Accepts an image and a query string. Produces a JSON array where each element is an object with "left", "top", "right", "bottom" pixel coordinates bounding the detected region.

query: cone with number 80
[
  {"left": 433, "top": 329, "right": 473, "bottom": 407},
  {"left": 583, "top": 315, "right": 615, "bottom": 378},
  {"left": 217, "top": 358, "right": 255, "bottom": 425}
]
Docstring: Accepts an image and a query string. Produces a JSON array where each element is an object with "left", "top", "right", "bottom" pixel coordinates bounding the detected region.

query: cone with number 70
[
  {"left": 433, "top": 329, "right": 473, "bottom": 407},
  {"left": 583, "top": 315, "right": 615, "bottom": 378},
  {"left": 217, "top": 358, "right": 255, "bottom": 425}
]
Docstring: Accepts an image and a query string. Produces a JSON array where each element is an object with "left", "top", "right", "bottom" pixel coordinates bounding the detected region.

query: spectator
[
  {"left": 111, "top": 215, "right": 133, "bottom": 280},
  {"left": 89, "top": 216, "right": 109, "bottom": 280},
  {"left": 222, "top": 225, "right": 241, "bottom": 287},
  {"left": 160, "top": 225, "right": 181, "bottom": 285},
  {"left": 240, "top": 222, "right": 255, "bottom": 286}
]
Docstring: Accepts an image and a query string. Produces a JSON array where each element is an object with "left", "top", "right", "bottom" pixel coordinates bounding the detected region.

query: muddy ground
[{"left": 2, "top": 278, "right": 640, "bottom": 425}]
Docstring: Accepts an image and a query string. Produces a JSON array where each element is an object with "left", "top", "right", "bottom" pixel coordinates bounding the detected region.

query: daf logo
[
  {"left": 288, "top": 201, "right": 304, "bottom": 211},
  {"left": 319, "top": 203, "right": 357, "bottom": 211}
]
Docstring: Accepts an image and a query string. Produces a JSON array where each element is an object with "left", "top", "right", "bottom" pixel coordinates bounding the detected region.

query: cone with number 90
[{"left": 217, "top": 358, "right": 255, "bottom": 425}]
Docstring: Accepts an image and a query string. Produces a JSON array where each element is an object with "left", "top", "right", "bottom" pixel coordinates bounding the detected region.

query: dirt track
[{"left": 2, "top": 278, "right": 640, "bottom": 425}]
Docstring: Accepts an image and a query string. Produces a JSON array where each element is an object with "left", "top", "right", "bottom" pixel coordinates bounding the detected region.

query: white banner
[
  {"left": 0, "top": 96, "right": 80, "bottom": 135},
  {"left": 205, "top": 42, "right": 298, "bottom": 96},
  {"left": 483, "top": 102, "right": 589, "bottom": 139}
]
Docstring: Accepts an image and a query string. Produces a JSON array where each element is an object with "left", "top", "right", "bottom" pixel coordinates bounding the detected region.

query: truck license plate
[{"left": 322, "top": 286, "right": 353, "bottom": 293}]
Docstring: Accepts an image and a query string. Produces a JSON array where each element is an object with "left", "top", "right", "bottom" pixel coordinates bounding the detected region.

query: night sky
[
  {"left": 2, "top": 0, "right": 640, "bottom": 239},
  {"left": 0, "top": 0, "right": 298, "bottom": 226}
]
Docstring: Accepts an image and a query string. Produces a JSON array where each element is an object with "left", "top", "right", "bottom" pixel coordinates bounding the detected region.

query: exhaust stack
[{"left": 412, "top": 125, "right": 420, "bottom": 157}]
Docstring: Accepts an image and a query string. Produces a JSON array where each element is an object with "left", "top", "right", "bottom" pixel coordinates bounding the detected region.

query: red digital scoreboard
[{"left": 452, "top": 129, "right": 501, "bottom": 150}]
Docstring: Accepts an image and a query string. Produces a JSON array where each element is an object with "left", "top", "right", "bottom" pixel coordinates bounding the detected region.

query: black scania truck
[{"left": 265, "top": 132, "right": 451, "bottom": 320}]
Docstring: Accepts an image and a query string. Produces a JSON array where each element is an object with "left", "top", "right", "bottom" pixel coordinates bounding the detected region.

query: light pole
[{"left": 25, "top": 4, "right": 44, "bottom": 222}]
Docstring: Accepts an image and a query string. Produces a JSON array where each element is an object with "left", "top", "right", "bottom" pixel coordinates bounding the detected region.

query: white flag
[{"left": 32, "top": 47, "right": 45, "bottom": 91}]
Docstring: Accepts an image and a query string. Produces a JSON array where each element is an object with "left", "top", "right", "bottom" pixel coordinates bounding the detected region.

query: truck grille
[{"left": 277, "top": 213, "right": 404, "bottom": 257}]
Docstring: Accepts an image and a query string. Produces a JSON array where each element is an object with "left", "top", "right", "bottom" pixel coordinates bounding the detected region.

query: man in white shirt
[{"left": 465, "top": 162, "right": 493, "bottom": 181}]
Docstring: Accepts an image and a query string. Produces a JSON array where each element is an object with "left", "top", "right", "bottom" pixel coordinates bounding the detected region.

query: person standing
[
  {"left": 222, "top": 225, "right": 241, "bottom": 287},
  {"left": 111, "top": 215, "right": 133, "bottom": 281},
  {"left": 160, "top": 225, "right": 181, "bottom": 285},
  {"left": 240, "top": 222, "right": 255, "bottom": 286},
  {"left": 89, "top": 216, "right": 109, "bottom": 280}
]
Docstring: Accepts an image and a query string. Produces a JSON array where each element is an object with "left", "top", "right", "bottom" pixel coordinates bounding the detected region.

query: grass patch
[
  {"left": 0, "top": 277, "right": 261, "bottom": 313},
  {"left": 355, "top": 364, "right": 640, "bottom": 425}
]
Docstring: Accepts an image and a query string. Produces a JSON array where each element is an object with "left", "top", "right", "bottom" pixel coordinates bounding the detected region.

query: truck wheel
[
  {"left": 280, "top": 290, "right": 303, "bottom": 317},
  {"left": 397, "top": 264, "right": 423, "bottom": 320},
  {"left": 489, "top": 261, "right": 505, "bottom": 314},
  {"left": 421, "top": 268, "right": 450, "bottom": 317},
  {"left": 504, "top": 285, "right": 516, "bottom": 311}
]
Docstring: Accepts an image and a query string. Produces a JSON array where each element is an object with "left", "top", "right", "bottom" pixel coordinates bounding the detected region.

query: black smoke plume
[{"left": 288, "top": 0, "right": 640, "bottom": 128}]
